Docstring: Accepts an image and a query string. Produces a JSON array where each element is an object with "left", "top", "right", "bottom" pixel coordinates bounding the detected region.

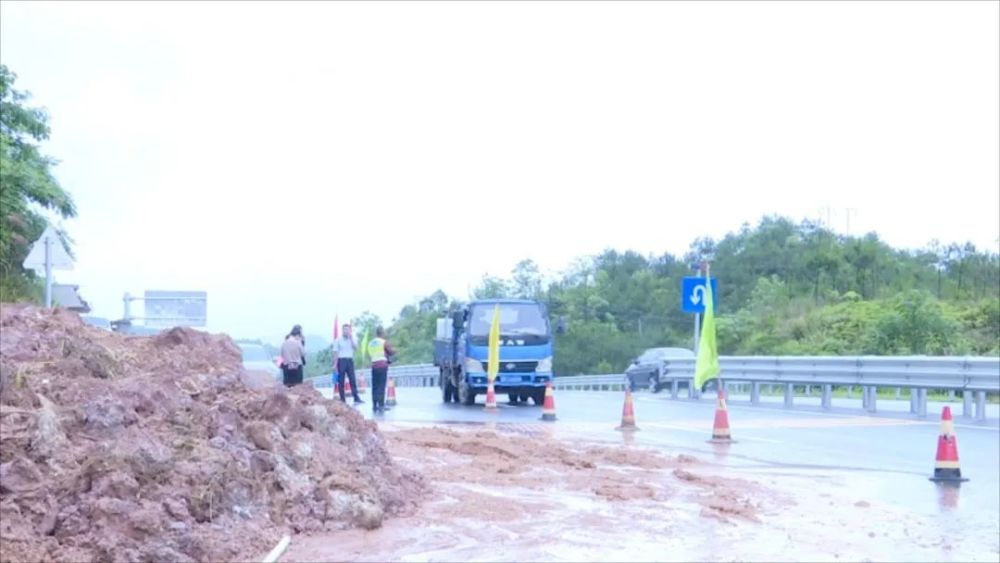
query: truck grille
[{"left": 481, "top": 361, "right": 538, "bottom": 373}]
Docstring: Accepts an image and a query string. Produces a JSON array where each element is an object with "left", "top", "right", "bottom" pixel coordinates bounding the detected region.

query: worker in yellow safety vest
[{"left": 368, "top": 326, "right": 396, "bottom": 414}]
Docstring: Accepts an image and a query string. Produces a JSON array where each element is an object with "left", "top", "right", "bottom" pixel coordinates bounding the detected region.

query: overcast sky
[{"left": 2, "top": 1, "right": 997, "bottom": 343}]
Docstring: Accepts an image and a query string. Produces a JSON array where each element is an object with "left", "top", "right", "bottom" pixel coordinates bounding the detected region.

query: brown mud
[{"left": 0, "top": 305, "right": 426, "bottom": 563}]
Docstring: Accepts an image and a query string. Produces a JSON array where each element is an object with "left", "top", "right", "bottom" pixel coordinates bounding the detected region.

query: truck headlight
[
  {"left": 464, "top": 357, "right": 484, "bottom": 373},
  {"left": 536, "top": 357, "right": 553, "bottom": 372}
]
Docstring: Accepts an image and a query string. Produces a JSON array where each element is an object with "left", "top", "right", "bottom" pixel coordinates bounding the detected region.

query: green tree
[
  {"left": 510, "top": 259, "right": 543, "bottom": 299},
  {"left": 865, "top": 290, "right": 963, "bottom": 355},
  {"left": 0, "top": 65, "right": 77, "bottom": 300},
  {"left": 386, "top": 215, "right": 999, "bottom": 374},
  {"left": 473, "top": 274, "right": 511, "bottom": 299},
  {"left": 352, "top": 311, "right": 383, "bottom": 338}
]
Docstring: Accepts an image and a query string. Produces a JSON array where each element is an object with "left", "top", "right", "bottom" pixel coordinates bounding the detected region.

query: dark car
[{"left": 625, "top": 347, "right": 695, "bottom": 393}]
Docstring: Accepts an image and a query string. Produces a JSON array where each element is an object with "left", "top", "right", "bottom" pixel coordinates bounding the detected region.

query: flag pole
[{"left": 697, "top": 261, "right": 709, "bottom": 399}]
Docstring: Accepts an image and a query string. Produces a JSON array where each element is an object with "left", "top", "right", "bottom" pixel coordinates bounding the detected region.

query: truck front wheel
[
  {"left": 459, "top": 381, "right": 476, "bottom": 406},
  {"left": 532, "top": 388, "right": 546, "bottom": 406}
]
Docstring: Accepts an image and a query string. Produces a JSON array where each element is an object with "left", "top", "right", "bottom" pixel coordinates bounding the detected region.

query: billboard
[{"left": 143, "top": 291, "right": 207, "bottom": 328}]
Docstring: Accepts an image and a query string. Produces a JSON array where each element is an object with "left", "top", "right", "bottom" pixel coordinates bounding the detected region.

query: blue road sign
[{"left": 681, "top": 277, "right": 719, "bottom": 314}]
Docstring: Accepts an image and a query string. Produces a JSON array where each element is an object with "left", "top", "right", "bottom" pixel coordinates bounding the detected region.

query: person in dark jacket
[
  {"left": 367, "top": 326, "right": 396, "bottom": 414},
  {"left": 280, "top": 325, "right": 306, "bottom": 387}
]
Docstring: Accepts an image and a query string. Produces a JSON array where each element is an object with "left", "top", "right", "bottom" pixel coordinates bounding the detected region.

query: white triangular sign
[{"left": 22, "top": 226, "right": 74, "bottom": 271}]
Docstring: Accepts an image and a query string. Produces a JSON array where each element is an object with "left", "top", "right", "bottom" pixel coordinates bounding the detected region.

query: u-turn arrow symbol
[{"left": 690, "top": 284, "right": 705, "bottom": 305}]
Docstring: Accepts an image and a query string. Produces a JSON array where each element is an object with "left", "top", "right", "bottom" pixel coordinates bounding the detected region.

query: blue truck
[{"left": 434, "top": 299, "right": 563, "bottom": 406}]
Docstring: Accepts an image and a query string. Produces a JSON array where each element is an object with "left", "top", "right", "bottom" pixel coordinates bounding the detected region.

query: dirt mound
[{"left": 0, "top": 304, "right": 426, "bottom": 563}]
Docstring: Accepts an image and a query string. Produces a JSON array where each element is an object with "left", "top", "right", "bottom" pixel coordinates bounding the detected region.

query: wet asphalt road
[{"left": 319, "top": 385, "right": 1000, "bottom": 555}]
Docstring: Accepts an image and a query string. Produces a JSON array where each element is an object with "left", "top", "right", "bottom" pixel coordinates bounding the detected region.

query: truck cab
[{"left": 434, "top": 299, "right": 558, "bottom": 406}]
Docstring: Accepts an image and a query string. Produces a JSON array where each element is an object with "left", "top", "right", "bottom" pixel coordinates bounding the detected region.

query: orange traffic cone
[
  {"left": 484, "top": 380, "right": 498, "bottom": 411},
  {"left": 358, "top": 373, "right": 367, "bottom": 394},
  {"left": 930, "top": 406, "right": 968, "bottom": 482},
  {"left": 616, "top": 387, "right": 639, "bottom": 431},
  {"left": 343, "top": 376, "right": 352, "bottom": 395},
  {"left": 540, "top": 383, "right": 557, "bottom": 422},
  {"left": 386, "top": 378, "right": 397, "bottom": 407},
  {"left": 708, "top": 388, "right": 734, "bottom": 443}
]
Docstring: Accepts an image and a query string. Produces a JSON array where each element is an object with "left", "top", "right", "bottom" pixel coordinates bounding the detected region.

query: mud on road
[
  {"left": 281, "top": 421, "right": 999, "bottom": 563},
  {"left": 281, "top": 423, "right": 787, "bottom": 563}
]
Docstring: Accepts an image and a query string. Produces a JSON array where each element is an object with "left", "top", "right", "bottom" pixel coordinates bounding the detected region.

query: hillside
[{"left": 384, "top": 216, "right": 999, "bottom": 376}]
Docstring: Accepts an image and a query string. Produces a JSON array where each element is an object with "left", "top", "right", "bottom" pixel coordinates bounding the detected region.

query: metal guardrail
[
  {"left": 617, "top": 356, "right": 997, "bottom": 421},
  {"left": 306, "top": 364, "right": 439, "bottom": 390},
  {"left": 551, "top": 374, "right": 627, "bottom": 391},
  {"left": 656, "top": 356, "right": 1000, "bottom": 391}
]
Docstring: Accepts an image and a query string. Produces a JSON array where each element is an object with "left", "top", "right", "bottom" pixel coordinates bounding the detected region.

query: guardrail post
[
  {"left": 975, "top": 391, "right": 987, "bottom": 422},
  {"left": 895, "top": 387, "right": 901, "bottom": 400},
  {"left": 962, "top": 391, "right": 973, "bottom": 418},
  {"left": 909, "top": 388, "right": 918, "bottom": 413},
  {"left": 917, "top": 388, "right": 928, "bottom": 418},
  {"left": 671, "top": 379, "right": 679, "bottom": 399},
  {"left": 821, "top": 384, "right": 832, "bottom": 410},
  {"left": 947, "top": 389, "right": 955, "bottom": 401},
  {"left": 867, "top": 386, "right": 877, "bottom": 413},
  {"left": 804, "top": 385, "right": 811, "bottom": 397},
  {"left": 751, "top": 382, "right": 760, "bottom": 405},
  {"left": 784, "top": 384, "right": 793, "bottom": 408},
  {"left": 846, "top": 386, "right": 853, "bottom": 400}
]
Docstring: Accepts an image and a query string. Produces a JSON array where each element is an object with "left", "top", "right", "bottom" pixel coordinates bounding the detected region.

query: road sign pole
[
  {"left": 691, "top": 311, "right": 701, "bottom": 399},
  {"left": 693, "top": 312, "right": 700, "bottom": 357},
  {"left": 44, "top": 234, "right": 53, "bottom": 308}
]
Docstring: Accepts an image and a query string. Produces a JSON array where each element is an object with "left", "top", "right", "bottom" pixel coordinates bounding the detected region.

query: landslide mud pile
[{"left": 0, "top": 305, "right": 426, "bottom": 563}]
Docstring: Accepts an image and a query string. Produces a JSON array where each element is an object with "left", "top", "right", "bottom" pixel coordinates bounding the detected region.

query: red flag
[{"left": 333, "top": 314, "right": 339, "bottom": 340}]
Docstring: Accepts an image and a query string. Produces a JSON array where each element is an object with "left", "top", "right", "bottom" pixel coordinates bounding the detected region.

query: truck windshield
[{"left": 468, "top": 303, "right": 549, "bottom": 345}]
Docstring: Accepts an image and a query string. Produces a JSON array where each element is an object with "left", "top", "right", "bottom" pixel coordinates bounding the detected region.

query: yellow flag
[
  {"left": 693, "top": 276, "right": 720, "bottom": 390},
  {"left": 487, "top": 304, "right": 501, "bottom": 382}
]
